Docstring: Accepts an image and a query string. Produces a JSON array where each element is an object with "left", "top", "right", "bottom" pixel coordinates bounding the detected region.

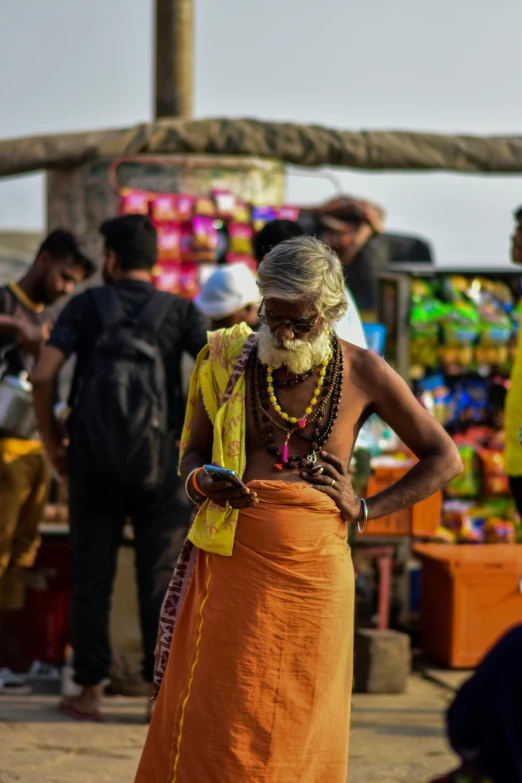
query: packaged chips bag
[
  {"left": 484, "top": 518, "right": 515, "bottom": 543},
  {"left": 409, "top": 298, "right": 447, "bottom": 370},
  {"left": 119, "top": 189, "right": 150, "bottom": 215},
  {"left": 228, "top": 223, "right": 254, "bottom": 256},
  {"left": 149, "top": 194, "right": 179, "bottom": 224},
  {"left": 194, "top": 197, "right": 216, "bottom": 217},
  {"left": 212, "top": 190, "right": 236, "bottom": 220},
  {"left": 179, "top": 264, "right": 200, "bottom": 300},
  {"left": 445, "top": 445, "right": 481, "bottom": 498},
  {"left": 174, "top": 195, "right": 195, "bottom": 221},
  {"left": 252, "top": 206, "right": 276, "bottom": 232},
  {"left": 153, "top": 262, "right": 181, "bottom": 295},
  {"left": 479, "top": 448, "right": 509, "bottom": 497},
  {"left": 192, "top": 216, "right": 218, "bottom": 261},
  {"left": 156, "top": 224, "right": 181, "bottom": 262}
]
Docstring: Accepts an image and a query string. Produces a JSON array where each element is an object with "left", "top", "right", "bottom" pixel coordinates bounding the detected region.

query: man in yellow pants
[
  {"left": 504, "top": 206, "right": 522, "bottom": 515},
  {"left": 0, "top": 231, "right": 94, "bottom": 684}
]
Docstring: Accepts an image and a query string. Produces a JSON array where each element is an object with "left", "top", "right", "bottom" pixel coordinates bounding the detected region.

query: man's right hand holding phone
[{"left": 191, "top": 464, "right": 258, "bottom": 509}]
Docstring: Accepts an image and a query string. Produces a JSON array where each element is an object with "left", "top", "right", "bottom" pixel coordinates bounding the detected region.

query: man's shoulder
[
  {"left": 149, "top": 289, "right": 195, "bottom": 320},
  {"left": 341, "top": 340, "right": 389, "bottom": 384}
]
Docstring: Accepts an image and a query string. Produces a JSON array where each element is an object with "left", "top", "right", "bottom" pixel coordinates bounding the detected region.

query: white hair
[{"left": 257, "top": 236, "right": 348, "bottom": 323}]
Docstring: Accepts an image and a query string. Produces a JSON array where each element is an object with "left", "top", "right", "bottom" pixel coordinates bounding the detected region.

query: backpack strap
[
  {"left": 89, "top": 286, "right": 126, "bottom": 331},
  {"left": 138, "top": 290, "right": 174, "bottom": 333}
]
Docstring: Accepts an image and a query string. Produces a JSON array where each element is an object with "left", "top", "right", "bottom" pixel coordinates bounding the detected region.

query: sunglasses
[{"left": 257, "top": 300, "right": 320, "bottom": 334}]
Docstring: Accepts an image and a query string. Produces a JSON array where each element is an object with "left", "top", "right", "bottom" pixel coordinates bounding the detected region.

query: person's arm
[
  {"left": 32, "top": 345, "right": 68, "bottom": 476},
  {"left": 0, "top": 316, "right": 49, "bottom": 357},
  {"left": 0, "top": 314, "right": 21, "bottom": 335},
  {"left": 31, "top": 293, "right": 86, "bottom": 477},
  {"left": 181, "top": 391, "right": 257, "bottom": 509},
  {"left": 304, "top": 352, "right": 462, "bottom": 523}
]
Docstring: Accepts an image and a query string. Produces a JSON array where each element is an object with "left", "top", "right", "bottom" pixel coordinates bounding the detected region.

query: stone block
[{"left": 354, "top": 628, "right": 411, "bottom": 694}]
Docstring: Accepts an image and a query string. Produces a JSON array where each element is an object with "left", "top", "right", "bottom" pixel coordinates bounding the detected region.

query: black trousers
[{"left": 68, "top": 460, "right": 191, "bottom": 686}]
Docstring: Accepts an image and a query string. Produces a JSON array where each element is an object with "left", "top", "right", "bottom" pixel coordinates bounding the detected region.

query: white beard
[{"left": 257, "top": 324, "right": 330, "bottom": 375}]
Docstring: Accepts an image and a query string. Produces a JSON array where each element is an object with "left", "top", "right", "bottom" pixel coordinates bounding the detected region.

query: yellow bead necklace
[{"left": 266, "top": 350, "right": 331, "bottom": 432}]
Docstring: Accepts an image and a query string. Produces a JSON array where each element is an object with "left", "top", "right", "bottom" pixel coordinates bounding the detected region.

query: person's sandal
[{"left": 59, "top": 698, "right": 105, "bottom": 723}]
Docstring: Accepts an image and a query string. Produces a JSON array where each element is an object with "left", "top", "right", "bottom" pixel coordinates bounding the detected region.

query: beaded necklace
[
  {"left": 249, "top": 335, "right": 344, "bottom": 471},
  {"left": 266, "top": 349, "right": 331, "bottom": 432}
]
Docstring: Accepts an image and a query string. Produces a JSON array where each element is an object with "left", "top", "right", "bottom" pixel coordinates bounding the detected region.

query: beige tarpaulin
[{"left": 1, "top": 119, "right": 522, "bottom": 177}]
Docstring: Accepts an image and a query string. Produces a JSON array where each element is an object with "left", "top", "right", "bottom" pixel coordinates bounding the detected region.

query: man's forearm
[
  {"left": 33, "top": 380, "right": 60, "bottom": 448},
  {"left": 0, "top": 314, "right": 20, "bottom": 336},
  {"left": 180, "top": 449, "right": 210, "bottom": 485},
  {"left": 366, "top": 452, "right": 461, "bottom": 521}
]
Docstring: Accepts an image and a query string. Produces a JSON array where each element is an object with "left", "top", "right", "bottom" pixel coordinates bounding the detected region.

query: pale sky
[{"left": 0, "top": 0, "right": 521, "bottom": 267}]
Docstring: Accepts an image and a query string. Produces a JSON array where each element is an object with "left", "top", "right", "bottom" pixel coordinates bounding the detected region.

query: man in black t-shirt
[{"left": 33, "top": 214, "right": 208, "bottom": 721}]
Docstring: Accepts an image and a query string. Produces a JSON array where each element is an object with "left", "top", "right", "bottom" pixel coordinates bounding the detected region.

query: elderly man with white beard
[{"left": 135, "top": 236, "right": 462, "bottom": 783}]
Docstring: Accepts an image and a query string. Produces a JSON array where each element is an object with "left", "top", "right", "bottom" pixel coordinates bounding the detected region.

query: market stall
[{"left": 376, "top": 266, "right": 522, "bottom": 665}]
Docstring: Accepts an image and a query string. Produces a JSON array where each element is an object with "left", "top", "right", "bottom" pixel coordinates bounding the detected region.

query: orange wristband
[{"left": 192, "top": 468, "right": 207, "bottom": 498}]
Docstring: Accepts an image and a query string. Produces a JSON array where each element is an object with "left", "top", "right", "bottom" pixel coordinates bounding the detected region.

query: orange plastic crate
[
  {"left": 415, "top": 543, "right": 522, "bottom": 668},
  {"left": 364, "top": 464, "right": 441, "bottom": 537}
]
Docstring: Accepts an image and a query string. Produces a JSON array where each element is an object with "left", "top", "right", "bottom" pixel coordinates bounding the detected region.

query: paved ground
[{"left": 0, "top": 675, "right": 457, "bottom": 783}]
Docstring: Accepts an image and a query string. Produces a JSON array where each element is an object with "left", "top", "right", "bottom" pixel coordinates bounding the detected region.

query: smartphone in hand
[{"left": 203, "top": 465, "right": 246, "bottom": 489}]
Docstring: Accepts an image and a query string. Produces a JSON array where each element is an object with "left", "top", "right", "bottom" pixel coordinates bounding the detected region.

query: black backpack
[{"left": 72, "top": 286, "right": 173, "bottom": 490}]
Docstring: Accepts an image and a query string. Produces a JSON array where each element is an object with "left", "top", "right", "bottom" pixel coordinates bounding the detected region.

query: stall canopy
[{"left": 2, "top": 118, "right": 522, "bottom": 177}]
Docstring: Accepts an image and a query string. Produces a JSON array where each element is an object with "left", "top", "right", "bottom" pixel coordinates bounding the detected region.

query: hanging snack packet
[
  {"left": 233, "top": 202, "right": 251, "bottom": 223},
  {"left": 212, "top": 190, "right": 236, "bottom": 219},
  {"left": 194, "top": 197, "right": 216, "bottom": 217},
  {"left": 228, "top": 223, "right": 254, "bottom": 256},
  {"left": 156, "top": 224, "right": 181, "bottom": 262},
  {"left": 179, "top": 222, "right": 194, "bottom": 263},
  {"left": 149, "top": 194, "right": 179, "bottom": 224},
  {"left": 174, "top": 195, "right": 195, "bottom": 221},
  {"left": 191, "top": 216, "right": 218, "bottom": 262},
  {"left": 252, "top": 206, "right": 276, "bottom": 232},
  {"left": 179, "top": 264, "right": 200, "bottom": 300},
  {"left": 119, "top": 189, "right": 150, "bottom": 215},
  {"left": 153, "top": 262, "right": 181, "bottom": 295},
  {"left": 479, "top": 449, "right": 510, "bottom": 497},
  {"left": 409, "top": 298, "right": 446, "bottom": 370}
]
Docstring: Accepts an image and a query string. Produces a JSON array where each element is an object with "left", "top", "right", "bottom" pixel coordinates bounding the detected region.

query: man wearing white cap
[{"left": 195, "top": 263, "right": 260, "bottom": 331}]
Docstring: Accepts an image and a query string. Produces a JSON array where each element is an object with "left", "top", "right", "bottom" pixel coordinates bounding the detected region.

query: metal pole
[{"left": 155, "top": 0, "right": 193, "bottom": 119}]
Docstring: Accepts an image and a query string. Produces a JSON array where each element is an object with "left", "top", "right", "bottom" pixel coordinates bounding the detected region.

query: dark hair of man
[
  {"left": 515, "top": 206, "right": 522, "bottom": 221},
  {"left": 100, "top": 214, "right": 158, "bottom": 271},
  {"left": 37, "top": 229, "right": 96, "bottom": 278},
  {"left": 253, "top": 219, "right": 305, "bottom": 264}
]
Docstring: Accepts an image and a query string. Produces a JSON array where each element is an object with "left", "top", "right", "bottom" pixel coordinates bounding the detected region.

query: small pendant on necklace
[
  {"left": 282, "top": 435, "right": 290, "bottom": 464},
  {"left": 298, "top": 417, "right": 307, "bottom": 429},
  {"left": 274, "top": 463, "right": 284, "bottom": 471}
]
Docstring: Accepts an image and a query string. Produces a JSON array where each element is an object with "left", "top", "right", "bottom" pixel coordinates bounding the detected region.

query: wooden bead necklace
[{"left": 249, "top": 335, "right": 344, "bottom": 471}]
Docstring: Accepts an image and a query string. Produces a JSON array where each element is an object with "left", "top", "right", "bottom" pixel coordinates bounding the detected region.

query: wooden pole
[{"left": 155, "top": 0, "right": 193, "bottom": 119}]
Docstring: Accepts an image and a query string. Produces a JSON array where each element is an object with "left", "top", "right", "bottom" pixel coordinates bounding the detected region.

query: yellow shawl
[{"left": 179, "top": 323, "right": 253, "bottom": 556}]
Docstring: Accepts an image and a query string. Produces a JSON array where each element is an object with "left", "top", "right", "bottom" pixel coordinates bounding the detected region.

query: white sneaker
[{"left": 0, "top": 668, "right": 32, "bottom": 695}]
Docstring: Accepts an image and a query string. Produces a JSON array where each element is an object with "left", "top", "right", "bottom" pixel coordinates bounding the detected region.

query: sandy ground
[{"left": 0, "top": 674, "right": 457, "bottom": 783}]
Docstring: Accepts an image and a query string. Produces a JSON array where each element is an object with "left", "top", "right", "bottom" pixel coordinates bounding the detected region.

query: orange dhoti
[{"left": 135, "top": 481, "right": 355, "bottom": 783}]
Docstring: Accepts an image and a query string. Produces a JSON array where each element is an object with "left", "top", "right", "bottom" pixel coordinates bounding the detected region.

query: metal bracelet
[
  {"left": 356, "top": 498, "right": 369, "bottom": 534},
  {"left": 185, "top": 469, "right": 202, "bottom": 505}
]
